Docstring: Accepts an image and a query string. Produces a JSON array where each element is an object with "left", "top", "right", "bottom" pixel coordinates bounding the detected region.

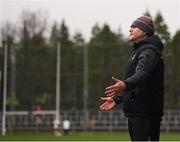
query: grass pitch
[{"left": 0, "top": 131, "right": 180, "bottom": 141}]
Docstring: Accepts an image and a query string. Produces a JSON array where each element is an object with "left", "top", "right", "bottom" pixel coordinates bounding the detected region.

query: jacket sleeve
[
  {"left": 123, "top": 48, "right": 159, "bottom": 90},
  {"left": 113, "top": 94, "right": 123, "bottom": 104}
]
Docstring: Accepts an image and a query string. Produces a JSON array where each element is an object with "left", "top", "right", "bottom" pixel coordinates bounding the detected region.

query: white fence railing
[{"left": 0, "top": 109, "right": 180, "bottom": 132}]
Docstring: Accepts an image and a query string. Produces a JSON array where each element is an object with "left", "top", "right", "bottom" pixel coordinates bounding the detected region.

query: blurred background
[{"left": 0, "top": 0, "right": 180, "bottom": 140}]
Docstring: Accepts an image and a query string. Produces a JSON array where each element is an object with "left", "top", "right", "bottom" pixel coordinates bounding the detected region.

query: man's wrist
[{"left": 113, "top": 95, "right": 123, "bottom": 104}]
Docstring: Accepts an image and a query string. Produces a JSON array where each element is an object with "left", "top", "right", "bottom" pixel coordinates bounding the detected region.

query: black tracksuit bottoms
[{"left": 128, "top": 116, "right": 161, "bottom": 141}]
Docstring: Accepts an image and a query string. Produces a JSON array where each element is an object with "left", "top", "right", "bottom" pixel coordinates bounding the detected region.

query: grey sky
[{"left": 0, "top": 0, "right": 180, "bottom": 42}]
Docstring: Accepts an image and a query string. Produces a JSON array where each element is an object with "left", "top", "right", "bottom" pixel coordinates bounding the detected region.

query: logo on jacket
[{"left": 131, "top": 54, "right": 136, "bottom": 61}]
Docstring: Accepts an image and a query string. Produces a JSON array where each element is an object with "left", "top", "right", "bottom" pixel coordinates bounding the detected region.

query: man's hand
[
  {"left": 105, "top": 76, "right": 126, "bottom": 97},
  {"left": 99, "top": 97, "right": 116, "bottom": 111}
]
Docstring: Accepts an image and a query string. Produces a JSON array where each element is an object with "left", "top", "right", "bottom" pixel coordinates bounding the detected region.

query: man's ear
[{"left": 143, "top": 32, "right": 148, "bottom": 39}]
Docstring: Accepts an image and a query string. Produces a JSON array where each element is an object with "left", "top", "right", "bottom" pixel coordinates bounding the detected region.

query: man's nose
[{"left": 129, "top": 28, "right": 133, "bottom": 32}]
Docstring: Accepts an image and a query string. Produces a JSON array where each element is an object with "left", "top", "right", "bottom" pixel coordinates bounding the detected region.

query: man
[
  {"left": 99, "top": 16, "right": 164, "bottom": 141},
  {"left": 63, "top": 119, "right": 71, "bottom": 135}
]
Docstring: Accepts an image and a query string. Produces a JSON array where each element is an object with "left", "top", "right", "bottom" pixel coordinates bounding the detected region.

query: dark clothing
[
  {"left": 113, "top": 35, "right": 164, "bottom": 141},
  {"left": 114, "top": 34, "right": 164, "bottom": 118},
  {"left": 64, "top": 129, "right": 70, "bottom": 135},
  {"left": 128, "top": 116, "right": 161, "bottom": 141}
]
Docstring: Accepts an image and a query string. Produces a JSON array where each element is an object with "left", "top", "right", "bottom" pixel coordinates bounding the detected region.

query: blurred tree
[
  {"left": 1, "top": 22, "right": 17, "bottom": 110},
  {"left": 1, "top": 8, "right": 179, "bottom": 111},
  {"left": 19, "top": 10, "right": 47, "bottom": 38},
  {"left": 58, "top": 20, "right": 77, "bottom": 110},
  {"left": 167, "top": 30, "right": 180, "bottom": 108},
  {"left": 49, "top": 20, "right": 85, "bottom": 110},
  {"left": 49, "top": 22, "right": 59, "bottom": 48},
  {"left": 16, "top": 10, "right": 53, "bottom": 110},
  {"left": 91, "top": 23, "right": 101, "bottom": 38},
  {"left": 154, "top": 11, "right": 170, "bottom": 44},
  {"left": 0, "top": 45, "right": 3, "bottom": 110},
  {"left": 72, "top": 31, "right": 84, "bottom": 110},
  {"left": 89, "top": 23, "right": 130, "bottom": 109},
  {"left": 143, "top": 9, "right": 152, "bottom": 17}
]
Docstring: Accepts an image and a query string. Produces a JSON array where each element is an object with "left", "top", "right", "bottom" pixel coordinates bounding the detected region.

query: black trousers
[{"left": 128, "top": 116, "right": 161, "bottom": 141}]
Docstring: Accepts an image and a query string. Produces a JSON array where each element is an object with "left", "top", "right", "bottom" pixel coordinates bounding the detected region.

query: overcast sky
[{"left": 0, "top": 0, "right": 180, "bottom": 42}]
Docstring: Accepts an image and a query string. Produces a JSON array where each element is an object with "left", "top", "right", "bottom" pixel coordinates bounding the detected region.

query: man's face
[{"left": 128, "top": 26, "right": 146, "bottom": 43}]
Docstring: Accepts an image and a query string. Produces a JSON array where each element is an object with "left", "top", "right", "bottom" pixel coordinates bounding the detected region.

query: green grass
[{"left": 0, "top": 131, "right": 180, "bottom": 141}]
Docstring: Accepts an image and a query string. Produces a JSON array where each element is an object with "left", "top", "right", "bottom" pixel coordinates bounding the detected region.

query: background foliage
[{"left": 0, "top": 10, "right": 180, "bottom": 111}]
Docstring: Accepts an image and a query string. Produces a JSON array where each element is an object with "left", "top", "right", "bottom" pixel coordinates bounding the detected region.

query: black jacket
[{"left": 113, "top": 35, "right": 164, "bottom": 118}]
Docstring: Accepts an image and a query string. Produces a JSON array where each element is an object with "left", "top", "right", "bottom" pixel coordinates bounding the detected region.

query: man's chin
[
  {"left": 128, "top": 37, "right": 134, "bottom": 42},
  {"left": 128, "top": 34, "right": 134, "bottom": 40}
]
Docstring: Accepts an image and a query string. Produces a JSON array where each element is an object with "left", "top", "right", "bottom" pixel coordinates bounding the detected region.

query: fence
[{"left": 0, "top": 109, "right": 180, "bottom": 132}]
